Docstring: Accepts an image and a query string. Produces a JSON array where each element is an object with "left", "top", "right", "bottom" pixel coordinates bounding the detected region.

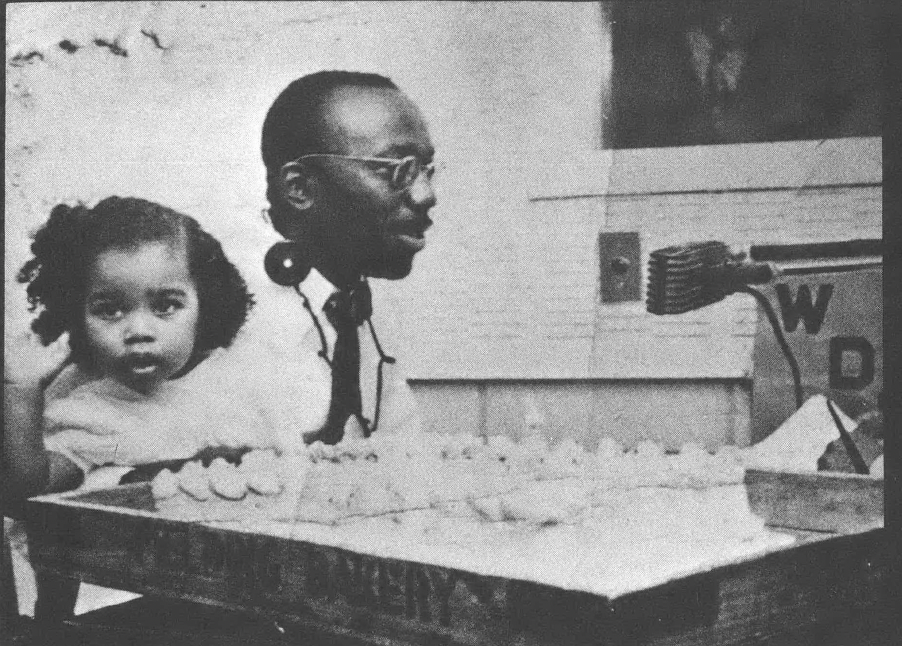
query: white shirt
[{"left": 219, "top": 226, "right": 422, "bottom": 452}]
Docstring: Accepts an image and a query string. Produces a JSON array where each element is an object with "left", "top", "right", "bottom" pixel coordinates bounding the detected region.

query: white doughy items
[
  {"left": 150, "top": 468, "right": 179, "bottom": 500},
  {"left": 150, "top": 434, "right": 748, "bottom": 525},
  {"left": 239, "top": 449, "right": 284, "bottom": 496},
  {"left": 177, "top": 461, "right": 211, "bottom": 501},
  {"left": 208, "top": 459, "right": 248, "bottom": 500}
]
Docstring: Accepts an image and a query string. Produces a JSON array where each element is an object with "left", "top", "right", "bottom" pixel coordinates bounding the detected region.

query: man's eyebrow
[{"left": 378, "top": 144, "right": 435, "bottom": 160}]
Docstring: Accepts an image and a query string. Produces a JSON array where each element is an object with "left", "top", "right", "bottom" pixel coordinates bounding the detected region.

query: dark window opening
[{"left": 605, "top": 0, "right": 883, "bottom": 149}]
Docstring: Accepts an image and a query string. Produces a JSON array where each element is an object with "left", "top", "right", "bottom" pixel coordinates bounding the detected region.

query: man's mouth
[
  {"left": 391, "top": 220, "right": 431, "bottom": 252},
  {"left": 394, "top": 231, "right": 427, "bottom": 252}
]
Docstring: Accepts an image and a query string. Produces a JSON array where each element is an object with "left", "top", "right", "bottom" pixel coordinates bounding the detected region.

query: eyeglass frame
[{"left": 290, "top": 153, "right": 435, "bottom": 192}]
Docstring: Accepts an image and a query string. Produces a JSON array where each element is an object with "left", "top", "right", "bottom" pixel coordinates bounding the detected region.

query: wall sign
[{"left": 750, "top": 265, "right": 882, "bottom": 443}]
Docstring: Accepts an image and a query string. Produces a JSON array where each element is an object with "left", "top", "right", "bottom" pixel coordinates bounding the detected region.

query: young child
[{"left": 3, "top": 196, "right": 271, "bottom": 514}]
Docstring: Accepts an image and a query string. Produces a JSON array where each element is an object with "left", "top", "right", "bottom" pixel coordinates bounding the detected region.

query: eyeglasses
[{"left": 293, "top": 154, "right": 435, "bottom": 192}]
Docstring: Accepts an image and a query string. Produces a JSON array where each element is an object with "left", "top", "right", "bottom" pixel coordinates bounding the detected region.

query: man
[{"left": 252, "top": 70, "right": 437, "bottom": 446}]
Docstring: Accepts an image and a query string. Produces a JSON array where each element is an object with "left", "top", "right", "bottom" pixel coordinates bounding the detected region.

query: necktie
[{"left": 316, "top": 281, "right": 371, "bottom": 445}]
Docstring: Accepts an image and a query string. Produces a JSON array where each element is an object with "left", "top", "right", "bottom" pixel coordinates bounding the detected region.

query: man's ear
[{"left": 279, "top": 161, "right": 316, "bottom": 211}]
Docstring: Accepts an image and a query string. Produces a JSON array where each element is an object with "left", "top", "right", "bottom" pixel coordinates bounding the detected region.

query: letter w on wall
[{"left": 775, "top": 284, "right": 834, "bottom": 334}]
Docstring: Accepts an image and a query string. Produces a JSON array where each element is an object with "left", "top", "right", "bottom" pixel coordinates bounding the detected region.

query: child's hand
[{"left": 4, "top": 331, "right": 72, "bottom": 388}]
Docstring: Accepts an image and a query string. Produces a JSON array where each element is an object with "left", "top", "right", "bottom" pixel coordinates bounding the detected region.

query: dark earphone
[{"left": 264, "top": 241, "right": 311, "bottom": 286}]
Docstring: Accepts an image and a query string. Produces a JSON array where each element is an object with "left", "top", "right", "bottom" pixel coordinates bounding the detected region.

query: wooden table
[{"left": 24, "top": 484, "right": 894, "bottom": 646}]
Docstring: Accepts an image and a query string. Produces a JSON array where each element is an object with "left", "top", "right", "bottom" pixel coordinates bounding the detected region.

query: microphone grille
[{"left": 646, "top": 241, "right": 730, "bottom": 314}]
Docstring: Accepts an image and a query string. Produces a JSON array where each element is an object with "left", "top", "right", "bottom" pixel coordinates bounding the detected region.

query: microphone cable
[{"left": 735, "top": 286, "right": 804, "bottom": 410}]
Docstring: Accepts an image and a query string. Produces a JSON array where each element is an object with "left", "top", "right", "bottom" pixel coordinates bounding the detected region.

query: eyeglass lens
[{"left": 393, "top": 157, "right": 433, "bottom": 190}]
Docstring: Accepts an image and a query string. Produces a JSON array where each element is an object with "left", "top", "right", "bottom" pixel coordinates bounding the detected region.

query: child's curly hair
[{"left": 17, "top": 196, "right": 254, "bottom": 368}]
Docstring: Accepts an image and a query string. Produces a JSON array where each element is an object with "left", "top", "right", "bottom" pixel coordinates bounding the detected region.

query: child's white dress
[{"left": 43, "top": 354, "right": 282, "bottom": 473}]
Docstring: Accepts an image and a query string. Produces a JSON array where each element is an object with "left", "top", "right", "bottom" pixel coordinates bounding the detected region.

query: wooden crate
[
  {"left": 25, "top": 484, "right": 891, "bottom": 646},
  {"left": 744, "top": 469, "right": 884, "bottom": 533}
]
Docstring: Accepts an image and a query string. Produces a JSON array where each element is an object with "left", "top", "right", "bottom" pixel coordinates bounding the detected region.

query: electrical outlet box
[{"left": 599, "top": 232, "right": 641, "bottom": 302}]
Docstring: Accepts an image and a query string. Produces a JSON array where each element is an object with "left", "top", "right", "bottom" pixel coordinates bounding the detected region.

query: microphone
[
  {"left": 264, "top": 241, "right": 311, "bottom": 286},
  {"left": 645, "top": 241, "right": 802, "bottom": 410},
  {"left": 646, "top": 241, "right": 779, "bottom": 314}
]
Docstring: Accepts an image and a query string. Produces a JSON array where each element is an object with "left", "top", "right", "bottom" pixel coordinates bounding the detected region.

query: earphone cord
[
  {"left": 365, "top": 317, "right": 396, "bottom": 435},
  {"left": 295, "top": 284, "right": 332, "bottom": 368},
  {"left": 295, "top": 283, "right": 396, "bottom": 435}
]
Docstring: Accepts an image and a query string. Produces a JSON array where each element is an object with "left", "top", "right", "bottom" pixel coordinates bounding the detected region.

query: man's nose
[
  {"left": 123, "top": 312, "right": 156, "bottom": 344},
  {"left": 407, "top": 172, "right": 437, "bottom": 210}
]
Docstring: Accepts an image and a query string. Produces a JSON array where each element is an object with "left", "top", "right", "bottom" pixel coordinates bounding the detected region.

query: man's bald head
[{"left": 262, "top": 71, "right": 398, "bottom": 236}]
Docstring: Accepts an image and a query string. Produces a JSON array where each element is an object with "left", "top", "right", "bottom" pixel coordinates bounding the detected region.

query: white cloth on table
[{"left": 742, "top": 394, "right": 856, "bottom": 472}]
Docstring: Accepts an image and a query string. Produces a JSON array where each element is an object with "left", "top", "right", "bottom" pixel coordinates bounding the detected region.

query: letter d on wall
[{"left": 829, "top": 336, "right": 875, "bottom": 390}]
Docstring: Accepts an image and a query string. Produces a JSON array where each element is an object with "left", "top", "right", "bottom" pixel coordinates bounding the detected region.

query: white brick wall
[{"left": 412, "top": 380, "right": 752, "bottom": 451}]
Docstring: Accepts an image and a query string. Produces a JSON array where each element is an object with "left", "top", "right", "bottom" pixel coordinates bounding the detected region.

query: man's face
[{"left": 304, "top": 85, "right": 437, "bottom": 281}]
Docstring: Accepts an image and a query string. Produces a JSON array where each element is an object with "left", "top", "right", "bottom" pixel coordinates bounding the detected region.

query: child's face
[{"left": 83, "top": 242, "right": 199, "bottom": 394}]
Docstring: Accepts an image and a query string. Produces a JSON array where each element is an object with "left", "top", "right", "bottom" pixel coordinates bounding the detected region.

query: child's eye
[
  {"left": 154, "top": 299, "right": 184, "bottom": 316},
  {"left": 88, "top": 303, "right": 123, "bottom": 320}
]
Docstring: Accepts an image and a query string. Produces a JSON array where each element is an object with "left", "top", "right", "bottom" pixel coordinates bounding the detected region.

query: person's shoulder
[
  {"left": 44, "top": 363, "right": 99, "bottom": 402},
  {"left": 44, "top": 375, "right": 140, "bottom": 437},
  {"left": 47, "top": 375, "right": 145, "bottom": 415}
]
